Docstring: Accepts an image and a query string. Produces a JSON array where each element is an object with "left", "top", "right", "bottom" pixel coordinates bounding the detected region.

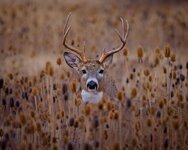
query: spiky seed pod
[
  {"left": 61, "top": 110, "right": 64, "bottom": 117},
  {"left": 45, "top": 61, "right": 54, "bottom": 76},
  {"left": 113, "top": 142, "right": 120, "bottom": 150},
  {"left": 69, "top": 118, "right": 75, "bottom": 127},
  {"left": 137, "top": 47, "right": 143, "bottom": 58},
  {"left": 164, "top": 46, "right": 171, "bottom": 58},
  {"left": 117, "top": 91, "right": 123, "bottom": 101},
  {"left": 127, "top": 99, "right": 132, "bottom": 108},
  {"left": 93, "top": 115, "right": 99, "bottom": 128},
  {"left": 170, "top": 53, "right": 176, "bottom": 62},
  {"left": 56, "top": 57, "right": 62, "bottom": 66},
  {"left": 2, "top": 98, "right": 6, "bottom": 107},
  {"left": 173, "top": 72, "right": 176, "bottom": 80},
  {"left": 36, "top": 123, "right": 41, "bottom": 133},
  {"left": 48, "top": 66, "right": 54, "bottom": 76},
  {"left": 103, "top": 130, "right": 108, "bottom": 140},
  {"left": 67, "top": 142, "right": 74, "bottom": 150},
  {"left": 0, "top": 128, "right": 3, "bottom": 137},
  {"left": 9, "top": 97, "right": 14, "bottom": 108},
  {"left": 62, "top": 83, "right": 68, "bottom": 94},
  {"left": 131, "top": 88, "right": 137, "bottom": 98},
  {"left": 172, "top": 119, "right": 180, "bottom": 130},
  {"left": 144, "top": 69, "right": 150, "bottom": 76},
  {"left": 114, "top": 111, "right": 119, "bottom": 120},
  {"left": 60, "top": 73, "right": 65, "bottom": 80},
  {"left": 15, "top": 101, "right": 20, "bottom": 107},
  {"left": 156, "top": 111, "right": 161, "bottom": 118},
  {"left": 0, "top": 78, "right": 4, "bottom": 89},
  {"left": 75, "top": 98, "right": 81, "bottom": 106},
  {"left": 163, "top": 67, "right": 167, "bottom": 74},
  {"left": 147, "top": 118, "right": 152, "bottom": 127},
  {"left": 85, "top": 104, "right": 91, "bottom": 116},
  {"left": 32, "top": 87, "right": 38, "bottom": 96},
  {"left": 98, "top": 102, "right": 103, "bottom": 110},
  {"left": 63, "top": 136, "right": 68, "bottom": 144},
  {"left": 8, "top": 73, "right": 13, "bottom": 80},
  {"left": 123, "top": 48, "right": 128, "bottom": 57},
  {"left": 180, "top": 74, "right": 185, "bottom": 82},
  {"left": 19, "top": 114, "right": 26, "bottom": 125},
  {"left": 149, "top": 107, "right": 155, "bottom": 115},
  {"left": 164, "top": 138, "right": 169, "bottom": 149},
  {"left": 94, "top": 141, "right": 100, "bottom": 148},
  {"left": 149, "top": 76, "right": 152, "bottom": 82},
  {"left": 71, "top": 40, "right": 75, "bottom": 45},
  {"left": 158, "top": 99, "right": 164, "bottom": 109},
  {"left": 71, "top": 82, "right": 76, "bottom": 93},
  {"left": 56, "top": 113, "right": 61, "bottom": 120},
  {"left": 132, "top": 138, "right": 137, "bottom": 147},
  {"left": 107, "top": 102, "right": 113, "bottom": 111}
]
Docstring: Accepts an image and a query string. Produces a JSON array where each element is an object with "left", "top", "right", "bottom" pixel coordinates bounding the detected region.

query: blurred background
[
  {"left": 0, "top": 1, "right": 188, "bottom": 149},
  {"left": 0, "top": 0, "right": 187, "bottom": 74}
]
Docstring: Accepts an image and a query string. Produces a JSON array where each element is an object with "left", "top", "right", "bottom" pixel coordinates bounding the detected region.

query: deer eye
[
  {"left": 82, "top": 69, "right": 87, "bottom": 74},
  {"left": 99, "top": 69, "right": 104, "bottom": 74}
]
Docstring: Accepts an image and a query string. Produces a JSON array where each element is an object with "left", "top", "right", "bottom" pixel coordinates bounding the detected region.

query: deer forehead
[{"left": 81, "top": 60, "right": 103, "bottom": 70}]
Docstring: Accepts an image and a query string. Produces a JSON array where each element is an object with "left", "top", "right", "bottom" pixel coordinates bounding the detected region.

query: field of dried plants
[{"left": 0, "top": 0, "right": 188, "bottom": 150}]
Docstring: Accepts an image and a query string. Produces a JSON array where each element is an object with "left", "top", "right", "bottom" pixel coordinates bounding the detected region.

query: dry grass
[{"left": 0, "top": 0, "right": 188, "bottom": 150}]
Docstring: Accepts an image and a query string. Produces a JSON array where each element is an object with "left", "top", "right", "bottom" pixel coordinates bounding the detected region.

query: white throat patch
[{"left": 81, "top": 90, "right": 103, "bottom": 103}]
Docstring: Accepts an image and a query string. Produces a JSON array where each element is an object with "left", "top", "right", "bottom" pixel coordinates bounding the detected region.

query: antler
[
  {"left": 63, "top": 13, "right": 87, "bottom": 62},
  {"left": 99, "top": 18, "right": 129, "bottom": 63}
]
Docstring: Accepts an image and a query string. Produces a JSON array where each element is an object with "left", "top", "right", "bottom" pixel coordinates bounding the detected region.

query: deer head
[{"left": 63, "top": 13, "right": 129, "bottom": 103}]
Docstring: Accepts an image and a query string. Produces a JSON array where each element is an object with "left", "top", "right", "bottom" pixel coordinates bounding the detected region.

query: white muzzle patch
[{"left": 81, "top": 90, "right": 103, "bottom": 103}]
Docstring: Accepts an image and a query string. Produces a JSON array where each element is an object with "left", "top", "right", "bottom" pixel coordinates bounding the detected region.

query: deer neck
[
  {"left": 100, "top": 74, "right": 117, "bottom": 100},
  {"left": 81, "top": 90, "right": 103, "bottom": 103}
]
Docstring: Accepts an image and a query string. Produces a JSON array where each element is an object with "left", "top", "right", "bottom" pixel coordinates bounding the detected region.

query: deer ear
[
  {"left": 102, "top": 54, "right": 113, "bottom": 68},
  {"left": 64, "top": 52, "right": 82, "bottom": 69}
]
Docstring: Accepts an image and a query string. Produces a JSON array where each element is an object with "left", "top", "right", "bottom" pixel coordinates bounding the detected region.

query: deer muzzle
[{"left": 87, "top": 78, "right": 98, "bottom": 91}]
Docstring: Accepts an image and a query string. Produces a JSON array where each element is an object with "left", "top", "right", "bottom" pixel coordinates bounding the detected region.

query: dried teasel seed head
[
  {"left": 123, "top": 48, "right": 128, "bottom": 57},
  {"left": 75, "top": 98, "right": 81, "bottom": 106},
  {"left": 172, "top": 119, "right": 180, "bottom": 130},
  {"left": 103, "top": 130, "right": 108, "bottom": 140},
  {"left": 71, "top": 82, "right": 77, "bottom": 93},
  {"left": 163, "top": 67, "right": 167, "bottom": 74},
  {"left": 158, "top": 98, "right": 164, "bottom": 109},
  {"left": 85, "top": 104, "right": 91, "bottom": 116},
  {"left": 0, "top": 128, "right": 4, "bottom": 137},
  {"left": 19, "top": 114, "right": 27, "bottom": 125},
  {"left": 170, "top": 53, "right": 176, "bottom": 62},
  {"left": 117, "top": 91, "right": 123, "bottom": 101},
  {"left": 114, "top": 111, "right": 119, "bottom": 120},
  {"left": 45, "top": 61, "right": 54, "bottom": 76},
  {"left": 98, "top": 102, "right": 103, "bottom": 110},
  {"left": 32, "top": 87, "right": 38, "bottom": 96},
  {"left": 137, "top": 47, "right": 143, "bottom": 58},
  {"left": 61, "top": 110, "right": 64, "bottom": 117},
  {"left": 131, "top": 88, "right": 137, "bottom": 98},
  {"left": 8, "top": 73, "right": 13, "bottom": 80},
  {"left": 56, "top": 57, "right": 62, "bottom": 66},
  {"left": 144, "top": 69, "right": 150, "bottom": 76},
  {"left": 147, "top": 118, "right": 152, "bottom": 127},
  {"left": 164, "top": 46, "right": 171, "bottom": 58},
  {"left": 113, "top": 142, "right": 120, "bottom": 150}
]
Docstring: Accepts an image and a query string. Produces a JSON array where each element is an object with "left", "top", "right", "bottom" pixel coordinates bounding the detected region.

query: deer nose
[{"left": 87, "top": 80, "right": 97, "bottom": 90}]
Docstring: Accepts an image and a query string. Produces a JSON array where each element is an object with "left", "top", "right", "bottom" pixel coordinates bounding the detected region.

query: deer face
[
  {"left": 64, "top": 52, "right": 113, "bottom": 93},
  {"left": 62, "top": 13, "right": 129, "bottom": 102}
]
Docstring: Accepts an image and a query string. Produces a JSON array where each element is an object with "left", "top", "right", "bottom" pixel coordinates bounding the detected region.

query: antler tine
[
  {"left": 99, "top": 18, "right": 129, "bottom": 63},
  {"left": 63, "top": 13, "right": 87, "bottom": 62}
]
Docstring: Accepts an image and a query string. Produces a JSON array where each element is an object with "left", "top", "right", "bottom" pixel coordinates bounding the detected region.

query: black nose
[{"left": 87, "top": 81, "right": 97, "bottom": 90}]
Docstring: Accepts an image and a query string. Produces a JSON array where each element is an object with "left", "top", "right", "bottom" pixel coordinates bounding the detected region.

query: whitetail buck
[{"left": 63, "top": 14, "right": 129, "bottom": 103}]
